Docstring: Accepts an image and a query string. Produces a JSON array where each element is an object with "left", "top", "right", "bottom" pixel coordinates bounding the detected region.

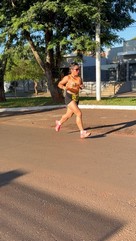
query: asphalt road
[{"left": 0, "top": 109, "right": 136, "bottom": 241}]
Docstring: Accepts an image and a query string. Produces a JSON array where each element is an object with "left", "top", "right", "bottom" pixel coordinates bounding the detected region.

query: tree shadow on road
[
  {"left": 0, "top": 108, "right": 64, "bottom": 118},
  {"left": 0, "top": 169, "right": 28, "bottom": 187},
  {"left": 1, "top": 181, "right": 126, "bottom": 241}
]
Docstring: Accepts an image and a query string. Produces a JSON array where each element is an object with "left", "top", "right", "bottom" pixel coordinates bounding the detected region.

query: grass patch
[
  {"left": 80, "top": 96, "right": 136, "bottom": 106},
  {"left": 0, "top": 97, "right": 57, "bottom": 108},
  {"left": 0, "top": 96, "right": 136, "bottom": 108}
]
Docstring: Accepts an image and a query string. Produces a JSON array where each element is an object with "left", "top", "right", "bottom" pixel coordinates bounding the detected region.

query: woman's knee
[{"left": 76, "top": 110, "right": 82, "bottom": 118}]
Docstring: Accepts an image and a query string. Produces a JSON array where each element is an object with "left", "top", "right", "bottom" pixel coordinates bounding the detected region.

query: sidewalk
[{"left": 0, "top": 103, "right": 136, "bottom": 113}]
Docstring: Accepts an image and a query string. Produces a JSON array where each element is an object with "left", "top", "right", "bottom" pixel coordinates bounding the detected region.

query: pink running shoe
[
  {"left": 55, "top": 120, "right": 61, "bottom": 132},
  {"left": 80, "top": 130, "right": 91, "bottom": 139}
]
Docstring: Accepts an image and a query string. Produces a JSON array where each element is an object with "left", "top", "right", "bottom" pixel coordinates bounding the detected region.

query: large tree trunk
[
  {"left": 0, "top": 79, "right": 6, "bottom": 102},
  {"left": 0, "top": 35, "right": 13, "bottom": 102},
  {"left": 45, "top": 64, "right": 64, "bottom": 102},
  {"left": 0, "top": 60, "right": 6, "bottom": 102},
  {"left": 23, "top": 30, "right": 64, "bottom": 103}
]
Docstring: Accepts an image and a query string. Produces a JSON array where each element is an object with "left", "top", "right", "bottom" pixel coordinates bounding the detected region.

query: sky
[{"left": 113, "top": 12, "right": 136, "bottom": 47}]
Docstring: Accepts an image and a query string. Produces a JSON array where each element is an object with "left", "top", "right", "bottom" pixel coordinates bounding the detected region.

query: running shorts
[{"left": 65, "top": 91, "right": 79, "bottom": 105}]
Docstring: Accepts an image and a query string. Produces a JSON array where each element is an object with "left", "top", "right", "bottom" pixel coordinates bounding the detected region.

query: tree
[
  {"left": 0, "top": 37, "right": 13, "bottom": 101},
  {"left": 0, "top": 55, "right": 7, "bottom": 101},
  {"left": 5, "top": 52, "right": 45, "bottom": 95},
  {"left": 0, "top": 0, "right": 19, "bottom": 101},
  {"left": 0, "top": 0, "right": 135, "bottom": 102}
]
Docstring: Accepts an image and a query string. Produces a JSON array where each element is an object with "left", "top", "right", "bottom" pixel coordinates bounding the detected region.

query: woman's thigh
[{"left": 68, "top": 100, "right": 81, "bottom": 116}]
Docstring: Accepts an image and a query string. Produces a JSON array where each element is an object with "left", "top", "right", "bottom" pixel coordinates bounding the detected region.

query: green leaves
[
  {"left": 1, "top": 0, "right": 136, "bottom": 80},
  {"left": 1, "top": 0, "right": 136, "bottom": 53},
  {"left": 5, "top": 54, "right": 44, "bottom": 82}
]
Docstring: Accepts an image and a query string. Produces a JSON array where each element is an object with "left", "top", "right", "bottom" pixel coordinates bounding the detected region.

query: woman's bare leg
[
  {"left": 67, "top": 101, "right": 91, "bottom": 138},
  {"left": 55, "top": 107, "right": 73, "bottom": 131},
  {"left": 56, "top": 101, "right": 91, "bottom": 137},
  {"left": 67, "top": 101, "right": 84, "bottom": 131},
  {"left": 59, "top": 107, "right": 73, "bottom": 125}
]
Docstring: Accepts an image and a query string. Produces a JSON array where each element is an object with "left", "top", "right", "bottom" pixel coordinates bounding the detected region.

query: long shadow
[
  {"left": 1, "top": 181, "right": 126, "bottom": 241},
  {"left": 68, "top": 119, "right": 136, "bottom": 138},
  {"left": 86, "top": 119, "right": 136, "bottom": 138},
  {"left": 0, "top": 106, "right": 65, "bottom": 118},
  {"left": 0, "top": 169, "right": 28, "bottom": 187}
]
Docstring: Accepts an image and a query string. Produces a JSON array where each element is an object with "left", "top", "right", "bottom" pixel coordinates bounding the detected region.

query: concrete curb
[
  {"left": 0, "top": 105, "right": 65, "bottom": 112},
  {"left": 79, "top": 105, "right": 136, "bottom": 110},
  {"left": 0, "top": 104, "right": 136, "bottom": 112}
]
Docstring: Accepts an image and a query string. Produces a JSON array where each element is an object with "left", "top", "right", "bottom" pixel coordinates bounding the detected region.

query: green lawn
[
  {"left": 80, "top": 96, "right": 136, "bottom": 106},
  {"left": 0, "top": 96, "right": 136, "bottom": 108}
]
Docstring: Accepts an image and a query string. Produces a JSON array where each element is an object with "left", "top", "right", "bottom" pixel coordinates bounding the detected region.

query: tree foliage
[
  {"left": 0, "top": 0, "right": 136, "bottom": 101},
  {"left": 5, "top": 58, "right": 44, "bottom": 83}
]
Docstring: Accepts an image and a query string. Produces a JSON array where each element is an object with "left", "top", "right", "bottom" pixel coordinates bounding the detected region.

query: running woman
[{"left": 55, "top": 62, "right": 91, "bottom": 139}]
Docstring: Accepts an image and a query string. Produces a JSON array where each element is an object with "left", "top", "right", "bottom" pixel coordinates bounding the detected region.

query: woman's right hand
[{"left": 66, "top": 82, "right": 80, "bottom": 94}]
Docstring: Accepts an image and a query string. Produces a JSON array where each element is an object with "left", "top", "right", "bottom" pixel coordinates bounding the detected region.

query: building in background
[
  {"left": 61, "top": 39, "right": 136, "bottom": 94},
  {"left": 61, "top": 53, "right": 108, "bottom": 82},
  {"left": 106, "top": 39, "right": 136, "bottom": 91},
  {"left": 5, "top": 40, "right": 136, "bottom": 96}
]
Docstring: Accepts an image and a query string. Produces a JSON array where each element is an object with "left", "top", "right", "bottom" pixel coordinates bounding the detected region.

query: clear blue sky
[{"left": 113, "top": 12, "right": 136, "bottom": 47}]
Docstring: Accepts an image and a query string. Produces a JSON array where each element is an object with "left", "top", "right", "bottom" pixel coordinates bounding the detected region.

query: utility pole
[{"left": 95, "top": 22, "right": 101, "bottom": 101}]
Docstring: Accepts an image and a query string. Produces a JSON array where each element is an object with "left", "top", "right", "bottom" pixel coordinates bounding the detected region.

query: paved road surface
[{"left": 0, "top": 109, "right": 136, "bottom": 241}]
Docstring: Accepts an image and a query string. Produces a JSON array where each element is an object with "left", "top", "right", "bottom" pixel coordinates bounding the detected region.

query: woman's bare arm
[{"left": 58, "top": 76, "right": 68, "bottom": 90}]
